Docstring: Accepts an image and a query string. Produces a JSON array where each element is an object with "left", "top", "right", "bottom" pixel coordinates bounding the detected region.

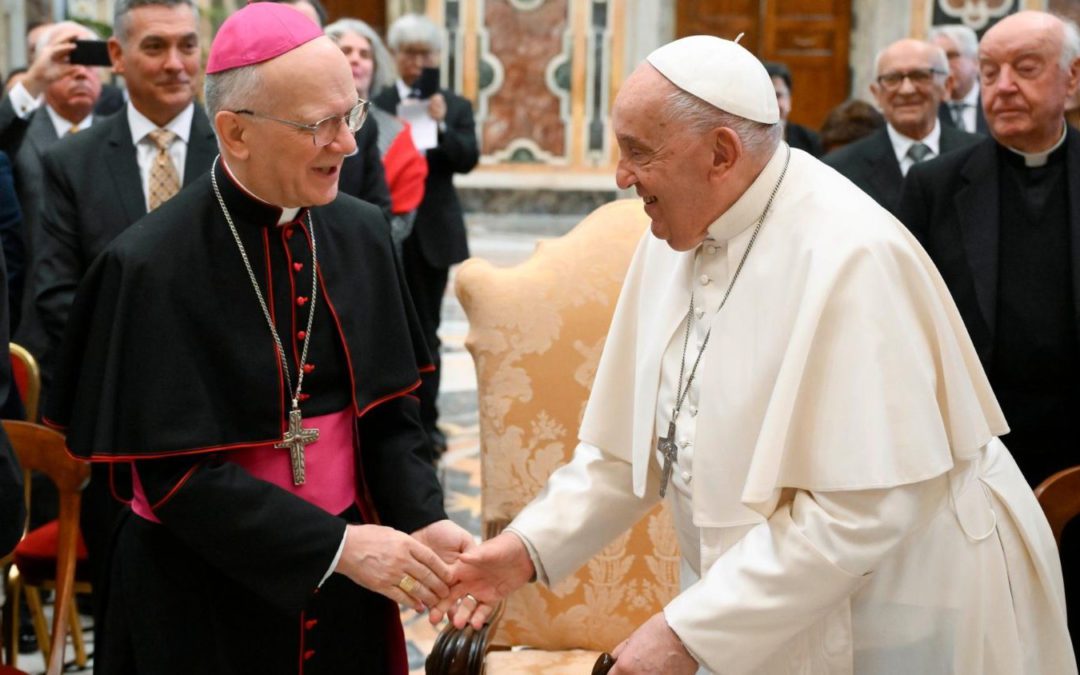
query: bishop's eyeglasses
[
  {"left": 875, "top": 68, "right": 947, "bottom": 90},
  {"left": 234, "top": 100, "right": 369, "bottom": 146}
]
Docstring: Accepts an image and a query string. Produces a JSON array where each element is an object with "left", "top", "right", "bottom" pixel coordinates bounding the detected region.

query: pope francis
[{"left": 447, "top": 35, "right": 1077, "bottom": 675}]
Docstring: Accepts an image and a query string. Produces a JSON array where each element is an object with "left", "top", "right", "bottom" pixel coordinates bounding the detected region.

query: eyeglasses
[
  {"left": 876, "top": 68, "right": 947, "bottom": 90},
  {"left": 234, "top": 100, "right": 369, "bottom": 147}
]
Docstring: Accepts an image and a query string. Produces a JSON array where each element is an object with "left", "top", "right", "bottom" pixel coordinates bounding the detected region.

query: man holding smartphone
[
  {"left": 375, "top": 13, "right": 479, "bottom": 458},
  {"left": 0, "top": 23, "right": 104, "bottom": 333}
]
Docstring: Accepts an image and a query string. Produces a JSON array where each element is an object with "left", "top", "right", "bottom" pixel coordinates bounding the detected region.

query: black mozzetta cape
[
  {"left": 42, "top": 160, "right": 445, "bottom": 674},
  {"left": 45, "top": 159, "right": 433, "bottom": 460}
]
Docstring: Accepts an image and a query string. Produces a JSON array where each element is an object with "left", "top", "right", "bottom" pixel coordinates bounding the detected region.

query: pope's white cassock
[{"left": 506, "top": 138, "right": 1076, "bottom": 672}]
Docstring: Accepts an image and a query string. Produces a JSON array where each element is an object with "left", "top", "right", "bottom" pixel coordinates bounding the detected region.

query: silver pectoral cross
[
  {"left": 276, "top": 407, "right": 320, "bottom": 486},
  {"left": 657, "top": 420, "right": 679, "bottom": 498}
]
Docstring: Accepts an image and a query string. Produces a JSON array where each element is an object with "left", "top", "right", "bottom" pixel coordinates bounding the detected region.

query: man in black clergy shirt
[
  {"left": 44, "top": 4, "right": 474, "bottom": 673},
  {"left": 897, "top": 9, "right": 1080, "bottom": 658}
]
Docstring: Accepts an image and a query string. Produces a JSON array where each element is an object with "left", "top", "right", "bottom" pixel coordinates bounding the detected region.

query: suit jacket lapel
[
  {"left": 954, "top": 139, "right": 999, "bottom": 343},
  {"left": 25, "top": 108, "right": 58, "bottom": 160},
  {"left": 372, "top": 86, "right": 401, "bottom": 116},
  {"left": 864, "top": 130, "right": 904, "bottom": 210},
  {"left": 105, "top": 113, "right": 147, "bottom": 224},
  {"left": 184, "top": 105, "right": 217, "bottom": 187}
]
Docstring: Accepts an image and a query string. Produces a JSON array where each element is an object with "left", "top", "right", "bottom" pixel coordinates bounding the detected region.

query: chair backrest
[
  {"left": 3, "top": 420, "right": 88, "bottom": 675},
  {"left": 9, "top": 344, "right": 40, "bottom": 422},
  {"left": 1034, "top": 465, "right": 1080, "bottom": 544},
  {"left": 455, "top": 200, "right": 680, "bottom": 653}
]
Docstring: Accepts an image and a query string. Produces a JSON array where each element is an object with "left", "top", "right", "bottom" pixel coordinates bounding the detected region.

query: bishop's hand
[
  {"left": 411, "top": 519, "right": 477, "bottom": 624},
  {"left": 441, "top": 531, "right": 536, "bottom": 630},
  {"left": 334, "top": 523, "right": 452, "bottom": 613}
]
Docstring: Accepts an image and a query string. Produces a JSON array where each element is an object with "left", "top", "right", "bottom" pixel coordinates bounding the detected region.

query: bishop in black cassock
[{"left": 43, "top": 5, "right": 472, "bottom": 673}]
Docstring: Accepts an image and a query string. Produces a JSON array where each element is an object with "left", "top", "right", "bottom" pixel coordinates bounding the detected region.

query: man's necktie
[
  {"left": 950, "top": 102, "right": 970, "bottom": 130},
  {"left": 147, "top": 129, "right": 180, "bottom": 211},
  {"left": 907, "top": 142, "right": 932, "bottom": 164}
]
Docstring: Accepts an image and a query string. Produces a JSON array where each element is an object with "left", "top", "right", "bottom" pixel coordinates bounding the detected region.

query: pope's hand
[
  {"left": 609, "top": 613, "right": 698, "bottom": 675},
  {"left": 443, "top": 532, "right": 535, "bottom": 629},
  {"left": 411, "top": 519, "right": 477, "bottom": 624},
  {"left": 334, "top": 523, "right": 452, "bottom": 613}
]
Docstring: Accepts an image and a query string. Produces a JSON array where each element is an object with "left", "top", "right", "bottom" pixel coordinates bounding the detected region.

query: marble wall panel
[{"left": 480, "top": 0, "right": 570, "bottom": 162}]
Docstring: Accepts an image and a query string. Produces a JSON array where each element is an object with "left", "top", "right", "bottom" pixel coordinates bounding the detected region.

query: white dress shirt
[{"left": 886, "top": 120, "right": 941, "bottom": 176}]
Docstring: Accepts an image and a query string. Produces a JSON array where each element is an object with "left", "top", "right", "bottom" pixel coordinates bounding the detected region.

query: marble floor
[{"left": 6, "top": 221, "right": 564, "bottom": 675}]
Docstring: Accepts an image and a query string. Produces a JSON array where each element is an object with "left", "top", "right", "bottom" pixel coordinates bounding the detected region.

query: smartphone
[
  {"left": 69, "top": 40, "right": 111, "bottom": 67},
  {"left": 411, "top": 67, "right": 440, "bottom": 99}
]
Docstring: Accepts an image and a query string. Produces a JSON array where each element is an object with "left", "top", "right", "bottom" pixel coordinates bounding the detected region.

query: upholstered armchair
[{"left": 427, "top": 200, "right": 680, "bottom": 674}]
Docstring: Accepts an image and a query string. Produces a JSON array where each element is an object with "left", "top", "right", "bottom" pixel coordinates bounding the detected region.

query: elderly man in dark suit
[
  {"left": 898, "top": 10, "right": 1080, "bottom": 656},
  {"left": 0, "top": 22, "right": 108, "bottom": 337},
  {"left": 931, "top": 23, "right": 989, "bottom": 135},
  {"left": 375, "top": 13, "right": 479, "bottom": 455},
  {"left": 824, "top": 38, "right": 979, "bottom": 214}
]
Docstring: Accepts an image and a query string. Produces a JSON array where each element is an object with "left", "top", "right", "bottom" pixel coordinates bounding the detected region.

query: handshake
[{"left": 333, "top": 519, "right": 533, "bottom": 629}]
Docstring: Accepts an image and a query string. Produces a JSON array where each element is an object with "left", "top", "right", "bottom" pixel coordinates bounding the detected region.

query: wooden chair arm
[{"left": 426, "top": 600, "right": 507, "bottom": 675}]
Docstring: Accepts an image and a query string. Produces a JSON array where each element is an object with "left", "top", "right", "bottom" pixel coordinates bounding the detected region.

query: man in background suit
[
  {"left": 931, "top": 24, "right": 989, "bottom": 135},
  {"left": 898, "top": 11, "right": 1080, "bottom": 656},
  {"left": 0, "top": 22, "right": 105, "bottom": 335},
  {"left": 825, "top": 38, "right": 979, "bottom": 214},
  {"left": 33, "top": 0, "right": 215, "bottom": 637},
  {"left": 377, "top": 13, "right": 479, "bottom": 455}
]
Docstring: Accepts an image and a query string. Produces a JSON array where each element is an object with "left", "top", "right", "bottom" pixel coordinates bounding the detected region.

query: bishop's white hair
[{"left": 666, "top": 88, "right": 782, "bottom": 158}]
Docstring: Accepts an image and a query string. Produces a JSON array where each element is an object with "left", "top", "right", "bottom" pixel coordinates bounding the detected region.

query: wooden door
[
  {"left": 320, "top": 0, "right": 387, "bottom": 33},
  {"left": 677, "top": 0, "right": 850, "bottom": 130}
]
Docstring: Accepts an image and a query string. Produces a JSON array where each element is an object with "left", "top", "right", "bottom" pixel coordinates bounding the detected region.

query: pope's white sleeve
[
  {"left": 508, "top": 441, "right": 660, "bottom": 585},
  {"left": 664, "top": 475, "right": 950, "bottom": 675}
]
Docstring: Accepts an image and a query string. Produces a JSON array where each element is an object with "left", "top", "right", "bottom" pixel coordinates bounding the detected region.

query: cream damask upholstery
[{"left": 442, "top": 199, "right": 680, "bottom": 672}]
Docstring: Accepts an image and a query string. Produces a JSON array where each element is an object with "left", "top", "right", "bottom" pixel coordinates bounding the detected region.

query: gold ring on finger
[
  {"left": 398, "top": 574, "right": 419, "bottom": 594},
  {"left": 464, "top": 593, "right": 478, "bottom": 604}
]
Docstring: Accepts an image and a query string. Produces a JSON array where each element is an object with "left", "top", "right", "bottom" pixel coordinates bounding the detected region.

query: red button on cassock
[
  {"left": 297, "top": 331, "right": 306, "bottom": 340},
  {"left": 293, "top": 262, "right": 303, "bottom": 272},
  {"left": 305, "top": 619, "right": 318, "bottom": 630},
  {"left": 303, "top": 364, "right": 315, "bottom": 373},
  {"left": 304, "top": 649, "right": 315, "bottom": 661},
  {"left": 297, "top": 296, "right": 308, "bottom": 306}
]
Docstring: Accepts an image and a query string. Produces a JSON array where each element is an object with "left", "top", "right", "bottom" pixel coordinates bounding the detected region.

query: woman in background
[{"left": 327, "top": 19, "right": 428, "bottom": 254}]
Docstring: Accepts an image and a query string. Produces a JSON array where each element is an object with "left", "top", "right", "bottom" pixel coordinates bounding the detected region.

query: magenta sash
[{"left": 131, "top": 409, "right": 358, "bottom": 523}]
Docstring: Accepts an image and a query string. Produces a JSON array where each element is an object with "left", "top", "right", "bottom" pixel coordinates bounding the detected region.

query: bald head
[
  {"left": 979, "top": 11, "right": 1080, "bottom": 152},
  {"left": 870, "top": 39, "right": 950, "bottom": 140}
]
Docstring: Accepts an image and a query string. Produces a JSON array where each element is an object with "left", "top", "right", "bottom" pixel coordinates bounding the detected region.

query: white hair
[
  {"left": 873, "top": 41, "right": 949, "bottom": 78},
  {"left": 386, "top": 13, "right": 442, "bottom": 52},
  {"left": 929, "top": 24, "right": 979, "bottom": 58},
  {"left": 665, "top": 87, "right": 782, "bottom": 158},
  {"left": 37, "top": 20, "right": 99, "bottom": 55},
  {"left": 1059, "top": 15, "right": 1080, "bottom": 71},
  {"left": 324, "top": 17, "right": 396, "bottom": 94},
  {"left": 204, "top": 65, "right": 264, "bottom": 118}
]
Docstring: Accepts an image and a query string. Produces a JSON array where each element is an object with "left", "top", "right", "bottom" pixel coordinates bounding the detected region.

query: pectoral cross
[
  {"left": 276, "top": 407, "right": 320, "bottom": 486},
  {"left": 657, "top": 420, "right": 679, "bottom": 498}
]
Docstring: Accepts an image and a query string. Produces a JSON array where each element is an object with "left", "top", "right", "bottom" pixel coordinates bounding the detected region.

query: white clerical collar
[
  {"left": 395, "top": 78, "right": 414, "bottom": 101},
  {"left": 886, "top": 120, "right": 941, "bottom": 165},
  {"left": 704, "top": 142, "right": 788, "bottom": 244},
  {"left": 1005, "top": 124, "right": 1067, "bottom": 168},
  {"left": 220, "top": 158, "right": 301, "bottom": 224},
  {"left": 44, "top": 104, "right": 91, "bottom": 138},
  {"left": 127, "top": 101, "right": 193, "bottom": 148}
]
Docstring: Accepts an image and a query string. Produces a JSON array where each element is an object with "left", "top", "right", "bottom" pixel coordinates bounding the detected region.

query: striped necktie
[{"left": 147, "top": 129, "right": 180, "bottom": 211}]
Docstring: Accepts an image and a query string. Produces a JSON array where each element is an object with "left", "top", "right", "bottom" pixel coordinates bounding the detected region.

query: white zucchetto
[{"left": 646, "top": 35, "right": 780, "bottom": 125}]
